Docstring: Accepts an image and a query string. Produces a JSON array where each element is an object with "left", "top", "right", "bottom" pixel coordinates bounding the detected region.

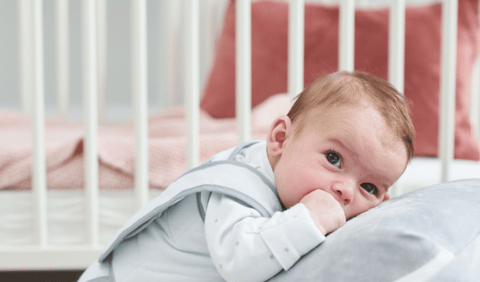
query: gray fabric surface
[{"left": 269, "top": 179, "right": 480, "bottom": 282}]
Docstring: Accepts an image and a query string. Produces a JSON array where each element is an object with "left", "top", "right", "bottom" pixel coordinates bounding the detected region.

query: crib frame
[{"left": 0, "top": 0, "right": 476, "bottom": 271}]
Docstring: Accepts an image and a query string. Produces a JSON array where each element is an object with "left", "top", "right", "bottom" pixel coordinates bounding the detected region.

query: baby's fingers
[{"left": 300, "top": 190, "right": 346, "bottom": 235}]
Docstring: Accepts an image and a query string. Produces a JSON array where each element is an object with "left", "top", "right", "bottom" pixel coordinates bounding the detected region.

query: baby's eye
[
  {"left": 325, "top": 151, "right": 341, "bottom": 168},
  {"left": 361, "top": 183, "right": 378, "bottom": 195}
]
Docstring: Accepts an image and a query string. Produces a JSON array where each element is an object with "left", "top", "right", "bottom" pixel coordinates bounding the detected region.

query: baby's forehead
[
  {"left": 307, "top": 104, "right": 407, "bottom": 160},
  {"left": 304, "top": 102, "right": 383, "bottom": 129}
]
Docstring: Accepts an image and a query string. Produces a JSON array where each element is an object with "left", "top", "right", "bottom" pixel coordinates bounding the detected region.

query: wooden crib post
[
  {"left": 55, "top": 0, "right": 69, "bottom": 119},
  {"left": 339, "top": 0, "right": 355, "bottom": 72},
  {"left": 131, "top": 0, "right": 150, "bottom": 209},
  {"left": 236, "top": 0, "right": 252, "bottom": 144},
  {"left": 31, "top": 0, "right": 48, "bottom": 247},
  {"left": 288, "top": 0, "right": 305, "bottom": 103},
  {"left": 19, "top": 0, "right": 34, "bottom": 115},
  {"left": 439, "top": 0, "right": 458, "bottom": 183},
  {"left": 184, "top": 0, "right": 201, "bottom": 169},
  {"left": 82, "top": 0, "right": 100, "bottom": 247}
]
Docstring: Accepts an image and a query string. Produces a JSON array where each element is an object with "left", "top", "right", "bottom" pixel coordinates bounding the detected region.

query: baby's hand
[{"left": 300, "top": 190, "right": 346, "bottom": 235}]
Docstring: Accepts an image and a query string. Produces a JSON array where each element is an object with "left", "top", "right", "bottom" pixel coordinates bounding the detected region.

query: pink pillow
[{"left": 200, "top": 0, "right": 480, "bottom": 160}]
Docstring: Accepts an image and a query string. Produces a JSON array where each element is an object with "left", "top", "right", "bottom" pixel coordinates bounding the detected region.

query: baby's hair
[{"left": 287, "top": 71, "right": 415, "bottom": 161}]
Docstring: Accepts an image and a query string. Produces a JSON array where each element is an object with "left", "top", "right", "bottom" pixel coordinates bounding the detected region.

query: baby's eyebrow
[
  {"left": 327, "top": 138, "right": 357, "bottom": 159},
  {"left": 328, "top": 138, "right": 347, "bottom": 150}
]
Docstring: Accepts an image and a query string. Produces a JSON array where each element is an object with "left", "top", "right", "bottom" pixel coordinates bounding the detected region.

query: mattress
[{"left": 0, "top": 189, "right": 162, "bottom": 246}]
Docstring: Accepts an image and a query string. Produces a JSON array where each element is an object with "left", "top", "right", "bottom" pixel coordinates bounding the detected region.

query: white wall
[{"left": 0, "top": 0, "right": 226, "bottom": 122}]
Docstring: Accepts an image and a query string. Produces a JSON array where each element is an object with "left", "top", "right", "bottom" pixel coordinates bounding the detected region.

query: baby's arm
[{"left": 205, "top": 193, "right": 325, "bottom": 282}]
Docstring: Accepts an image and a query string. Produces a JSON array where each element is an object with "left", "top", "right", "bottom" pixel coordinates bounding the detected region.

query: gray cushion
[{"left": 269, "top": 179, "right": 480, "bottom": 282}]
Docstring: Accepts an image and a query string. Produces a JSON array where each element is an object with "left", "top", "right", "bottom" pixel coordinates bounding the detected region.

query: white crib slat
[
  {"left": 387, "top": 0, "right": 405, "bottom": 198},
  {"left": 288, "top": 0, "right": 304, "bottom": 101},
  {"left": 388, "top": 0, "right": 405, "bottom": 93},
  {"left": 236, "top": 0, "right": 251, "bottom": 144},
  {"left": 439, "top": 0, "right": 458, "bottom": 182},
  {"left": 132, "top": 0, "right": 149, "bottom": 208},
  {"left": 97, "top": 0, "right": 107, "bottom": 123},
  {"left": 339, "top": 0, "right": 355, "bottom": 71},
  {"left": 166, "top": 0, "right": 181, "bottom": 107},
  {"left": 82, "top": 0, "right": 100, "bottom": 246},
  {"left": 19, "top": 0, "right": 33, "bottom": 114},
  {"left": 32, "top": 0, "right": 48, "bottom": 247},
  {"left": 203, "top": 0, "right": 217, "bottom": 85},
  {"left": 184, "top": 0, "right": 200, "bottom": 169},
  {"left": 56, "top": 0, "right": 69, "bottom": 118}
]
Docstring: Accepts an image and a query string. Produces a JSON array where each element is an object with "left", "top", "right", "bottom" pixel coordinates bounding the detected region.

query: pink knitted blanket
[{"left": 0, "top": 94, "right": 290, "bottom": 190}]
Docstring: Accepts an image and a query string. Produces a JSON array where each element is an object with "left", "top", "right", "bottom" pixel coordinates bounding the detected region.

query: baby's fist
[{"left": 300, "top": 190, "right": 346, "bottom": 235}]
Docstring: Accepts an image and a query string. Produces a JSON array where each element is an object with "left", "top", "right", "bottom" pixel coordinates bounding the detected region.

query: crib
[{"left": 0, "top": 0, "right": 479, "bottom": 273}]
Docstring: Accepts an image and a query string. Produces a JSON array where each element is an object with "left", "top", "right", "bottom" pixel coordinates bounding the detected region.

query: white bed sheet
[
  {"left": 398, "top": 158, "right": 480, "bottom": 193},
  {"left": 0, "top": 189, "right": 162, "bottom": 246}
]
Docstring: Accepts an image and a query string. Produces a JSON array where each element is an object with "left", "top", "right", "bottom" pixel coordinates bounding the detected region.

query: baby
[{"left": 79, "top": 71, "right": 415, "bottom": 282}]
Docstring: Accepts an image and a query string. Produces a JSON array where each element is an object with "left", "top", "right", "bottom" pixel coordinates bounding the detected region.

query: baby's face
[{"left": 272, "top": 105, "right": 408, "bottom": 219}]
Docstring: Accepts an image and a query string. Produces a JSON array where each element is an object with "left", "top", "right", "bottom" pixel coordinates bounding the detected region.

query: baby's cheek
[{"left": 275, "top": 179, "right": 295, "bottom": 208}]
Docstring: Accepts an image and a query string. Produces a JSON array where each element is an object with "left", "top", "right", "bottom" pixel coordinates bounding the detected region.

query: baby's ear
[{"left": 267, "top": 115, "right": 292, "bottom": 158}]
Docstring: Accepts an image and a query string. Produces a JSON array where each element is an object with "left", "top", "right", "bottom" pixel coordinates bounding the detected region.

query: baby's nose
[{"left": 333, "top": 179, "right": 355, "bottom": 205}]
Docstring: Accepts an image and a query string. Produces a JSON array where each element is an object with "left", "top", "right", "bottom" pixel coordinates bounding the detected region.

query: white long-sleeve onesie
[
  {"left": 102, "top": 141, "right": 324, "bottom": 282},
  {"left": 204, "top": 142, "right": 325, "bottom": 281}
]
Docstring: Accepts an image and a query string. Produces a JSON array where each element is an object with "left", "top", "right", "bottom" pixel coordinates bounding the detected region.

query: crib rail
[
  {"left": 82, "top": 0, "right": 100, "bottom": 248},
  {"left": 1, "top": 0, "right": 465, "bottom": 270},
  {"left": 236, "top": 0, "right": 252, "bottom": 143},
  {"left": 185, "top": 0, "right": 201, "bottom": 169},
  {"left": 56, "top": 0, "right": 69, "bottom": 118},
  {"left": 132, "top": 0, "right": 150, "bottom": 209},
  {"left": 339, "top": 0, "right": 355, "bottom": 71},
  {"left": 288, "top": 0, "right": 304, "bottom": 100},
  {"left": 31, "top": 0, "right": 48, "bottom": 249},
  {"left": 439, "top": 0, "right": 458, "bottom": 183}
]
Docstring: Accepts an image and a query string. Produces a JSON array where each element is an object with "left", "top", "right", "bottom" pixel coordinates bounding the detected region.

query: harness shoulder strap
[{"left": 99, "top": 142, "right": 278, "bottom": 262}]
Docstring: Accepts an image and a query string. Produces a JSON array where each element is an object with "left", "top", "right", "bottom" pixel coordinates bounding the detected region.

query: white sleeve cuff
[{"left": 260, "top": 203, "right": 325, "bottom": 270}]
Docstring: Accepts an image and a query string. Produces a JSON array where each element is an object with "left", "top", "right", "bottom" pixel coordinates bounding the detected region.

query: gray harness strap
[
  {"left": 98, "top": 141, "right": 279, "bottom": 262},
  {"left": 195, "top": 141, "right": 279, "bottom": 222}
]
